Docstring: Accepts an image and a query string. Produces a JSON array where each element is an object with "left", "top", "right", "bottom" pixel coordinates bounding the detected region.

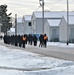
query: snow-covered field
[
  {"left": 47, "top": 42, "right": 74, "bottom": 48},
  {"left": 0, "top": 41, "right": 74, "bottom": 75}
]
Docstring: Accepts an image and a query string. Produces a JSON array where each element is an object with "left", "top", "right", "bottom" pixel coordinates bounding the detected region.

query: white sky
[{"left": 0, "top": 0, "right": 74, "bottom": 17}]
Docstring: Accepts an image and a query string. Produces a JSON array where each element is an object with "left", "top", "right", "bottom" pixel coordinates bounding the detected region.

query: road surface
[{"left": 0, "top": 40, "right": 74, "bottom": 61}]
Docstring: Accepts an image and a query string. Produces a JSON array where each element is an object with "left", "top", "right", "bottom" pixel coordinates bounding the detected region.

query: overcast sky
[{"left": 0, "top": 0, "right": 74, "bottom": 17}]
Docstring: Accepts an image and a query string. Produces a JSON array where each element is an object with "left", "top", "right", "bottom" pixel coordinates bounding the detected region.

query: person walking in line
[
  {"left": 15, "top": 35, "right": 18, "bottom": 46},
  {"left": 22, "top": 34, "right": 26, "bottom": 48},
  {"left": 33, "top": 35, "right": 38, "bottom": 46},
  {"left": 44, "top": 34, "right": 48, "bottom": 48},
  {"left": 39, "top": 34, "right": 44, "bottom": 47}
]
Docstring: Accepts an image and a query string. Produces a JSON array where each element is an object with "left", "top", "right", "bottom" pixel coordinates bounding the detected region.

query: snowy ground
[
  {"left": 0, "top": 40, "right": 74, "bottom": 75},
  {"left": 47, "top": 42, "right": 74, "bottom": 48}
]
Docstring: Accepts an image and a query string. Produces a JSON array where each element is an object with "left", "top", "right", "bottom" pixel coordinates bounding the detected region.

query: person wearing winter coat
[
  {"left": 43, "top": 34, "right": 48, "bottom": 47},
  {"left": 22, "top": 34, "right": 26, "bottom": 48},
  {"left": 39, "top": 34, "right": 44, "bottom": 47},
  {"left": 33, "top": 35, "right": 38, "bottom": 46}
]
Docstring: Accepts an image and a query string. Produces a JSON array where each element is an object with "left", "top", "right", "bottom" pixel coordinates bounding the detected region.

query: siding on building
[
  {"left": 17, "top": 23, "right": 24, "bottom": 35},
  {"left": 23, "top": 15, "right": 32, "bottom": 34},
  {"left": 44, "top": 19, "right": 61, "bottom": 41},
  {"left": 32, "top": 11, "right": 62, "bottom": 34},
  {"left": 59, "top": 17, "right": 67, "bottom": 42}
]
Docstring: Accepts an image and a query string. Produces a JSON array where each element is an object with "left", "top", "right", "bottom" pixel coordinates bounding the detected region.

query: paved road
[
  {"left": 25, "top": 45, "right": 74, "bottom": 61},
  {"left": 1, "top": 40, "right": 74, "bottom": 61}
]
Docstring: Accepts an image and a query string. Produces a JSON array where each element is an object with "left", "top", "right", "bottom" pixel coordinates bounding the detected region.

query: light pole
[
  {"left": 67, "top": 0, "right": 69, "bottom": 45},
  {"left": 39, "top": 0, "right": 44, "bottom": 34}
]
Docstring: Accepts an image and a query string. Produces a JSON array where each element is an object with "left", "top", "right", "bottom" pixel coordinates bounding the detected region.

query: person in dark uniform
[
  {"left": 15, "top": 35, "right": 18, "bottom": 46},
  {"left": 18, "top": 35, "right": 21, "bottom": 47},
  {"left": 39, "top": 34, "right": 44, "bottom": 47},
  {"left": 43, "top": 34, "right": 48, "bottom": 48},
  {"left": 22, "top": 34, "right": 26, "bottom": 48},
  {"left": 33, "top": 35, "right": 38, "bottom": 46}
]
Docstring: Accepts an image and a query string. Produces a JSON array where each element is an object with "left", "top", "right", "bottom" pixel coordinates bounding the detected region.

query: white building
[
  {"left": 44, "top": 19, "right": 61, "bottom": 41},
  {"left": 31, "top": 11, "right": 74, "bottom": 43},
  {"left": 31, "top": 11, "right": 62, "bottom": 34},
  {"left": 17, "top": 18, "right": 24, "bottom": 35},
  {"left": 22, "top": 15, "right": 31, "bottom": 34},
  {"left": 68, "top": 16, "right": 74, "bottom": 42},
  {"left": 8, "top": 17, "right": 24, "bottom": 36},
  {"left": 59, "top": 15, "right": 74, "bottom": 43},
  {"left": 58, "top": 11, "right": 74, "bottom": 43}
]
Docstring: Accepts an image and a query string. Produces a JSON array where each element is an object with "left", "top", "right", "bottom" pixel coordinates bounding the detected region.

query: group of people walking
[{"left": 3, "top": 33, "right": 48, "bottom": 48}]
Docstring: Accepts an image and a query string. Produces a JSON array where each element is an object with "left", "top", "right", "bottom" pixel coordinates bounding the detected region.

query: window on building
[{"left": 28, "top": 22, "right": 31, "bottom": 26}]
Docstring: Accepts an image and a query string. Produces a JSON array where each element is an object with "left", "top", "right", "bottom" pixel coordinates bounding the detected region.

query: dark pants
[
  {"left": 44, "top": 40, "right": 47, "bottom": 47},
  {"left": 23, "top": 41, "right": 25, "bottom": 48}
]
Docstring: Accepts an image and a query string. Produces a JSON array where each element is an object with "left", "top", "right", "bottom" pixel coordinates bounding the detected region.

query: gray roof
[
  {"left": 47, "top": 19, "right": 61, "bottom": 27},
  {"left": 33, "top": 11, "right": 74, "bottom": 24},
  {"left": 33, "top": 11, "right": 62, "bottom": 18},
  {"left": 56, "top": 11, "right": 74, "bottom": 24}
]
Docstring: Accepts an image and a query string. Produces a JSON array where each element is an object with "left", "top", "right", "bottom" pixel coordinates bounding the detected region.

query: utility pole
[
  {"left": 67, "top": 0, "right": 69, "bottom": 45},
  {"left": 39, "top": 0, "right": 44, "bottom": 34},
  {"left": 42, "top": 0, "right": 44, "bottom": 34},
  {"left": 15, "top": 14, "right": 17, "bottom": 35}
]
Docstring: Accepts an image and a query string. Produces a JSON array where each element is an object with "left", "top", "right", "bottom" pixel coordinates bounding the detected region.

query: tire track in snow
[{"left": 0, "top": 66, "right": 51, "bottom": 71}]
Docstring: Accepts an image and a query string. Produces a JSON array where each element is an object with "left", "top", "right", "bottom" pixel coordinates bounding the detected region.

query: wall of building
[
  {"left": 31, "top": 14, "right": 36, "bottom": 34},
  {"left": 69, "top": 25, "right": 74, "bottom": 40},
  {"left": 50, "top": 27, "right": 59, "bottom": 40},
  {"left": 17, "top": 23, "right": 24, "bottom": 35},
  {"left": 24, "top": 21, "right": 31, "bottom": 34},
  {"left": 59, "top": 17, "right": 67, "bottom": 42}
]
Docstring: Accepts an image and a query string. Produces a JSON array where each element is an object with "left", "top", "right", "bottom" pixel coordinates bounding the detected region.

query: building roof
[
  {"left": 64, "top": 16, "right": 74, "bottom": 24},
  {"left": 33, "top": 11, "right": 74, "bottom": 24},
  {"left": 33, "top": 11, "right": 62, "bottom": 18},
  {"left": 47, "top": 19, "right": 61, "bottom": 27},
  {"left": 24, "top": 15, "right": 31, "bottom": 21},
  {"left": 56, "top": 11, "right": 74, "bottom": 24}
]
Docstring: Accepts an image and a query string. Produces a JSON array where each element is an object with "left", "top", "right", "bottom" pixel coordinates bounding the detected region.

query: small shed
[{"left": 44, "top": 19, "right": 61, "bottom": 41}]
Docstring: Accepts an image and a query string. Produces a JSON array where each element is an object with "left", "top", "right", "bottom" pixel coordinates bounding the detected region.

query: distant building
[
  {"left": 7, "top": 17, "right": 24, "bottom": 36},
  {"left": 44, "top": 19, "right": 61, "bottom": 41},
  {"left": 31, "top": 11, "right": 62, "bottom": 34},
  {"left": 59, "top": 17, "right": 67, "bottom": 42},
  {"left": 31, "top": 11, "right": 74, "bottom": 43},
  {"left": 59, "top": 15, "right": 74, "bottom": 43},
  {"left": 17, "top": 18, "right": 24, "bottom": 35},
  {"left": 22, "top": 15, "right": 31, "bottom": 34}
]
